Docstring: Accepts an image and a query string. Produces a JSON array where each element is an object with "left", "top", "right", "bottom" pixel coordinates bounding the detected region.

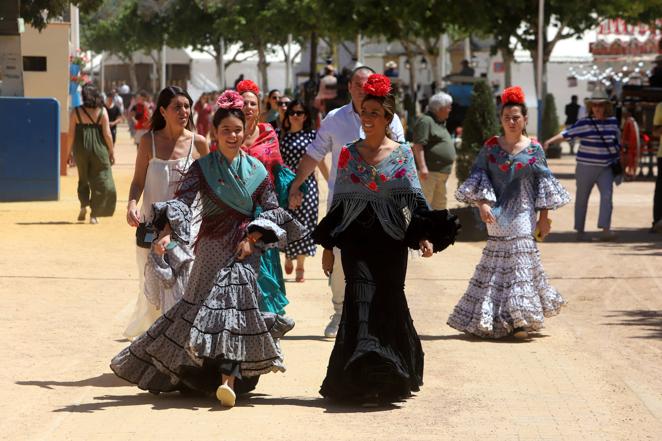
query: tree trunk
[
  {"left": 214, "top": 50, "right": 223, "bottom": 90},
  {"left": 127, "top": 56, "right": 138, "bottom": 93},
  {"left": 309, "top": 31, "right": 318, "bottom": 81},
  {"left": 256, "top": 43, "right": 269, "bottom": 93},
  {"left": 402, "top": 41, "right": 418, "bottom": 106},
  {"left": 427, "top": 52, "right": 440, "bottom": 91},
  {"left": 502, "top": 50, "right": 513, "bottom": 88}
]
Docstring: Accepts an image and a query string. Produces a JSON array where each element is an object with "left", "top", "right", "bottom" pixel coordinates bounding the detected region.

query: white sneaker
[
  {"left": 324, "top": 314, "right": 341, "bottom": 338},
  {"left": 216, "top": 384, "right": 236, "bottom": 407}
]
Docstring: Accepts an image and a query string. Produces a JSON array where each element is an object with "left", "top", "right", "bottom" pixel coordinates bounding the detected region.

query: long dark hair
[
  {"left": 265, "top": 89, "right": 280, "bottom": 111},
  {"left": 281, "top": 99, "right": 313, "bottom": 134},
  {"left": 81, "top": 83, "right": 103, "bottom": 108},
  {"left": 150, "top": 86, "right": 194, "bottom": 131}
]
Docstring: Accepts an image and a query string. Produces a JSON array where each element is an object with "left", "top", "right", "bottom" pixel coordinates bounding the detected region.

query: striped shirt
[{"left": 562, "top": 116, "right": 621, "bottom": 166}]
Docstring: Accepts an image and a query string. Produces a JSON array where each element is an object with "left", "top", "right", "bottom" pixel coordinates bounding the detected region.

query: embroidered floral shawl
[
  {"left": 329, "top": 141, "right": 427, "bottom": 240},
  {"left": 241, "top": 122, "right": 283, "bottom": 183}
]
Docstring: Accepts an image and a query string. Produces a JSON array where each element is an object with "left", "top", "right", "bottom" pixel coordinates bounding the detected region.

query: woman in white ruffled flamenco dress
[{"left": 447, "top": 86, "right": 571, "bottom": 339}]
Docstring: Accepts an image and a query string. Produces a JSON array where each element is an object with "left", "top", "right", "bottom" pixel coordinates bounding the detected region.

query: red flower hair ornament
[
  {"left": 363, "top": 74, "right": 392, "bottom": 97},
  {"left": 216, "top": 90, "right": 244, "bottom": 110},
  {"left": 236, "top": 79, "right": 260, "bottom": 96},
  {"left": 501, "top": 86, "right": 525, "bottom": 105}
]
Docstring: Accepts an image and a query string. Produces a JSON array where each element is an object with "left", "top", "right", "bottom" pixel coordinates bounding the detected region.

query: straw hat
[
  {"left": 587, "top": 87, "right": 609, "bottom": 102},
  {"left": 585, "top": 87, "right": 613, "bottom": 116}
]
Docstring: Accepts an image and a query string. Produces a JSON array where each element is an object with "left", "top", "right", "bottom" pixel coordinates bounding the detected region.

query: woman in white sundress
[{"left": 123, "top": 86, "right": 209, "bottom": 340}]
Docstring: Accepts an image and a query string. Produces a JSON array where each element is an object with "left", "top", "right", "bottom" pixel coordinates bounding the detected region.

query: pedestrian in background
[
  {"left": 544, "top": 88, "right": 621, "bottom": 241},
  {"left": 105, "top": 92, "right": 123, "bottom": 145},
  {"left": 67, "top": 83, "right": 117, "bottom": 224},
  {"left": 288, "top": 66, "right": 406, "bottom": 338},
  {"left": 651, "top": 101, "right": 662, "bottom": 233},
  {"left": 130, "top": 90, "right": 152, "bottom": 147},
  {"left": 412, "top": 91, "right": 456, "bottom": 210},
  {"left": 279, "top": 99, "right": 319, "bottom": 282}
]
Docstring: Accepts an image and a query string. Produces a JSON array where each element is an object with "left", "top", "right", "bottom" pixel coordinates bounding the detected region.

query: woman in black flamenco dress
[{"left": 312, "top": 74, "right": 460, "bottom": 405}]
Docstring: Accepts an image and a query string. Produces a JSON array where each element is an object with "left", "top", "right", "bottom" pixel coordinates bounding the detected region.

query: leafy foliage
[
  {"left": 455, "top": 81, "right": 499, "bottom": 184},
  {"left": 541, "top": 93, "right": 559, "bottom": 145},
  {"left": 20, "top": 0, "right": 103, "bottom": 30}
]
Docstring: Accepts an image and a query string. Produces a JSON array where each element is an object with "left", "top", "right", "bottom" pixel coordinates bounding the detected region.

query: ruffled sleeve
[
  {"left": 530, "top": 144, "right": 571, "bottom": 210},
  {"left": 247, "top": 179, "right": 307, "bottom": 250},
  {"left": 455, "top": 148, "right": 497, "bottom": 205},
  {"left": 405, "top": 208, "right": 461, "bottom": 253},
  {"left": 151, "top": 199, "right": 192, "bottom": 245},
  {"left": 312, "top": 204, "right": 344, "bottom": 250}
]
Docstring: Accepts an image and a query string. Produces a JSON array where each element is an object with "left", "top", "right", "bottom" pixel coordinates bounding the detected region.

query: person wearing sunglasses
[
  {"left": 275, "top": 95, "right": 292, "bottom": 130},
  {"left": 279, "top": 100, "right": 322, "bottom": 282},
  {"left": 261, "top": 88, "right": 281, "bottom": 127}
]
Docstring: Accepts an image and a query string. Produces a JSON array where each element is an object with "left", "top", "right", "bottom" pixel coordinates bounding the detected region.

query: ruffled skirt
[
  {"left": 447, "top": 236, "right": 565, "bottom": 338},
  {"left": 256, "top": 248, "right": 288, "bottom": 315},
  {"left": 320, "top": 221, "right": 423, "bottom": 403},
  {"left": 110, "top": 258, "right": 286, "bottom": 395}
]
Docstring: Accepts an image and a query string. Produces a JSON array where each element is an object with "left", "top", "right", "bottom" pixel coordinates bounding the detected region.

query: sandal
[
  {"left": 284, "top": 259, "right": 294, "bottom": 275},
  {"left": 295, "top": 268, "right": 305, "bottom": 283}
]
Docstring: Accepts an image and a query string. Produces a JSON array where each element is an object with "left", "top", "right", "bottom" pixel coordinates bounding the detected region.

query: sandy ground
[{"left": 2, "top": 128, "right": 662, "bottom": 441}]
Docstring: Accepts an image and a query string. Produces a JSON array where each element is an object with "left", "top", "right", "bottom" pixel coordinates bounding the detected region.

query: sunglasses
[
  {"left": 277, "top": 100, "right": 290, "bottom": 106},
  {"left": 288, "top": 110, "right": 306, "bottom": 116}
]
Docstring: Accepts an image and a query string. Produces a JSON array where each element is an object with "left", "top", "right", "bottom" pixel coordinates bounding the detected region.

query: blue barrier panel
[{"left": 0, "top": 97, "right": 60, "bottom": 201}]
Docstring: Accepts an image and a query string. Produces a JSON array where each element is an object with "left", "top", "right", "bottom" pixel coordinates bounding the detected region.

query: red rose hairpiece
[
  {"left": 216, "top": 90, "right": 244, "bottom": 110},
  {"left": 363, "top": 74, "right": 391, "bottom": 97},
  {"left": 501, "top": 86, "right": 525, "bottom": 105},
  {"left": 236, "top": 79, "right": 260, "bottom": 96}
]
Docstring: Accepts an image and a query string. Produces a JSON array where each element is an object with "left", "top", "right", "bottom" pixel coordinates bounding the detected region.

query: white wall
[{"left": 21, "top": 23, "right": 70, "bottom": 131}]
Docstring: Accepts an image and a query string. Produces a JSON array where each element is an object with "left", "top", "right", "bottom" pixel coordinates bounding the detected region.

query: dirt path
[{"left": 2, "top": 129, "right": 661, "bottom": 440}]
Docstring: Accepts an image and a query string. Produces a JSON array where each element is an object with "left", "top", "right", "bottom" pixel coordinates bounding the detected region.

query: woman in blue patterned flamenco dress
[{"left": 448, "top": 86, "right": 571, "bottom": 339}]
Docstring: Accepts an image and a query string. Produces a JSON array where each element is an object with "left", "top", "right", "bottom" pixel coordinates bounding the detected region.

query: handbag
[
  {"left": 590, "top": 118, "right": 623, "bottom": 177},
  {"left": 135, "top": 222, "right": 156, "bottom": 249}
]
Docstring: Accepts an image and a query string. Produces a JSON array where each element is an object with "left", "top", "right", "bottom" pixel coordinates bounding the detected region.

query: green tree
[
  {"left": 20, "top": 0, "right": 102, "bottom": 31},
  {"left": 455, "top": 80, "right": 499, "bottom": 184}
]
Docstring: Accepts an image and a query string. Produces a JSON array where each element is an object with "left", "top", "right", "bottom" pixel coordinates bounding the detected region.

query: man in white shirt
[{"left": 289, "top": 66, "right": 405, "bottom": 337}]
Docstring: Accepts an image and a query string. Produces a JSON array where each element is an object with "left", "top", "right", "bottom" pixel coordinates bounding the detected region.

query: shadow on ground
[
  {"left": 420, "top": 333, "right": 549, "bottom": 343},
  {"left": 545, "top": 228, "right": 662, "bottom": 246},
  {"left": 16, "top": 373, "right": 130, "bottom": 390},
  {"left": 50, "top": 392, "right": 402, "bottom": 414},
  {"left": 16, "top": 221, "right": 79, "bottom": 226},
  {"left": 603, "top": 310, "right": 662, "bottom": 339}
]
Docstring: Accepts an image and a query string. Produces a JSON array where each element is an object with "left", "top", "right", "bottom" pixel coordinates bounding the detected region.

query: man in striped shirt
[{"left": 544, "top": 89, "right": 620, "bottom": 241}]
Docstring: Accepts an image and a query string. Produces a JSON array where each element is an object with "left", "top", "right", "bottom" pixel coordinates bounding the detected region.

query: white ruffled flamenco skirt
[{"left": 447, "top": 235, "right": 565, "bottom": 338}]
